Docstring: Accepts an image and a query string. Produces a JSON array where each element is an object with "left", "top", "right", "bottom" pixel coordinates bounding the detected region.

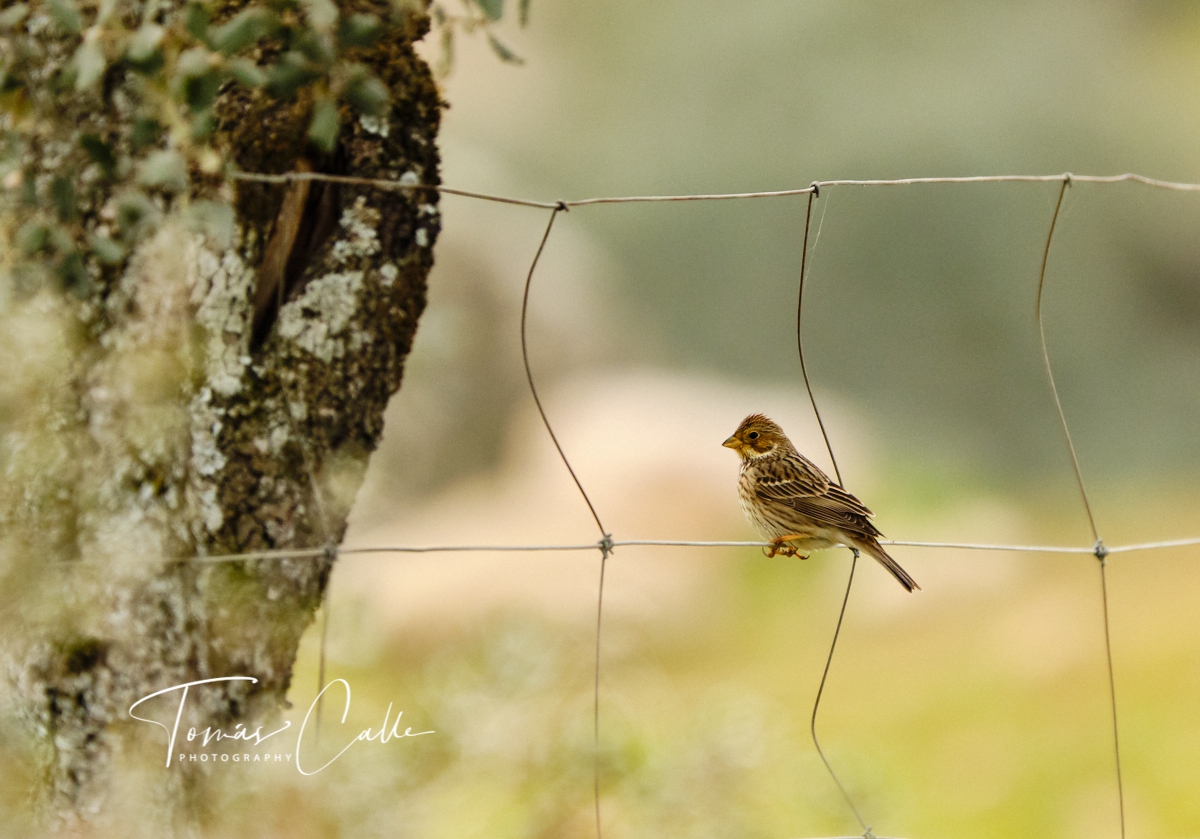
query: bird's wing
[
  {"left": 753, "top": 456, "right": 882, "bottom": 538},
  {"left": 752, "top": 455, "right": 830, "bottom": 501},
  {"left": 820, "top": 484, "right": 876, "bottom": 519}
]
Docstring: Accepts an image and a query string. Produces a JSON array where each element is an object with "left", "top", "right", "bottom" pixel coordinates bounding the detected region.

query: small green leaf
[
  {"left": 48, "top": 225, "right": 75, "bottom": 254},
  {"left": 0, "top": 4, "right": 29, "bottom": 29},
  {"left": 226, "top": 57, "right": 266, "bottom": 88},
  {"left": 0, "top": 68, "right": 20, "bottom": 92},
  {"left": 19, "top": 168, "right": 36, "bottom": 205},
  {"left": 52, "top": 64, "right": 78, "bottom": 92},
  {"left": 293, "top": 28, "right": 335, "bottom": 66},
  {"left": 336, "top": 13, "right": 381, "bottom": 48},
  {"left": 211, "top": 7, "right": 279, "bottom": 56},
  {"left": 79, "top": 134, "right": 117, "bottom": 177},
  {"left": 436, "top": 24, "right": 453, "bottom": 77},
  {"left": 16, "top": 220, "right": 49, "bottom": 254},
  {"left": 139, "top": 149, "right": 188, "bottom": 191},
  {"left": 46, "top": 0, "right": 82, "bottom": 34},
  {"left": 190, "top": 108, "right": 215, "bottom": 139},
  {"left": 89, "top": 233, "right": 125, "bottom": 264},
  {"left": 300, "top": 0, "right": 338, "bottom": 31},
  {"left": 265, "top": 51, "right": 322, "bottom": 98},
  {"left": 176, "top": 45, "right": 211, "bottom": 78},
  {"left": 307, "top": 97, "right": 340, "bottom": 152},
  {"left": 518, "top": 0, "right": 529, "bottom": 26},
  {"left": 343, "top": 69, "right": 388, "bottom": 116},
  {"left": 124, "top": 47, "right": 164, "bottom": 75},
  {"left": 476, "top": 0, "right": 503, "bottom": 22},
  {"left": 57, "top": 249, "right": 90, "bottom": 297},
  {"left": 185, "top": 2, "right": 212, "bottom": 45},
  {"left": 486, "top": 33, "right": 522, "bottom": 65},
  {"left": 73, "top": 37, "right": 107, "bottom": 91},
  {"left": 130, "top": 118, "right": 162, "bottom": 150},
  {"left": 51, "top": 176, "right": 76, "bottom": 221},
  {"left": 115, "top": 190, "right": 159, "bottom": 238},
  {"left": 125, "top": 23, "right": 164, "bottom": 64},
  {"left": 183, "top": 69, "right": 223, "bottom": 111}
]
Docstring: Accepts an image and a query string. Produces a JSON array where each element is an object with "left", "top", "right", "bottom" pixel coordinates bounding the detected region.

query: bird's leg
[{"left": 766, "top": 534, "right": 808, "bottom": 558}]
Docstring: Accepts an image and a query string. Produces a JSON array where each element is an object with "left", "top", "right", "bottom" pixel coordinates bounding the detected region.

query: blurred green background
[
  {"left": 357, "top": 0, "right": 1200, "bottom": 506},
  {"left": 140, "top": 1, "right": 1200, "bottom": 837},
  {"left": 304, "top": 1, "right": 1200, "bottom": 839}
]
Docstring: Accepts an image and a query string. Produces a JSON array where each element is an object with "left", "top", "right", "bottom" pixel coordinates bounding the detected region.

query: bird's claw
[{"left": 764, "top": 536, "right": 809, "bottom": 559}]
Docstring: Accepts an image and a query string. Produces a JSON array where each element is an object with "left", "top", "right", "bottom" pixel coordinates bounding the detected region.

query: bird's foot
[{"left": 765, "top": 535, "right": 808, "bottom": 558}]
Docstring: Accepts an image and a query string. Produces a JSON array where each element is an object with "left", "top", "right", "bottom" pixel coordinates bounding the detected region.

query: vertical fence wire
[
  {"left": 1033, "top": 176, "right": 1124, "bottom": 839},
  {"left": 518, "top": 202, "right": 613, "bottom": 839},
  {"left": 1098, "top": 553, "right": 1125, "bottom": 839},
  {"left": 811, "top": 552, "right": 869, "bottom": 835},
  {"left": 797, "top": 186, "right": 842, "bottom": 485},
  {"left": 1034, "top": 177, "right": 1100, "bottom": 545},
  {"left": 797, "top": 185, "right": 872, "bottom": 836},
  {"left": 519, "top": 203, "right": 609, "bottom": 540}
]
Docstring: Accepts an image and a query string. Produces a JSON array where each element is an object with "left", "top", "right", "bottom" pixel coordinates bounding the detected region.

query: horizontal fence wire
[
  {"left": 61, "top": 536, "right": 1200, "bottom": 565},
  {"left": 229, "top": 169, "right": 1200, "bottom": 208}
]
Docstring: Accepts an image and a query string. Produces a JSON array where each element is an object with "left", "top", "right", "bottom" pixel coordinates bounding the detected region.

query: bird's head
[{"left": 722, "top": 413, "right": 791, "bottom": 460}]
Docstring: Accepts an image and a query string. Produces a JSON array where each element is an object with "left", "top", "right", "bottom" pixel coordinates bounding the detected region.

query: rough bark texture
[{"left": 0, "top": 0, "right": 441, "bottom": 827}]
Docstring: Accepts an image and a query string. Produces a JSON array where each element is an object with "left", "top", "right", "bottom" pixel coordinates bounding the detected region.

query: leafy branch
[
  {"left": 428, "top": 0, "right": 528, "bottom": 78},
  {"left": 0, "top": 0, "right": 410, "bottom": 296}
]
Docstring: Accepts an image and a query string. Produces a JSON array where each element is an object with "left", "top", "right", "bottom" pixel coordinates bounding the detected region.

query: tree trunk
[{"left": 0, "top": 0, "right": 440, "bottom": 827}]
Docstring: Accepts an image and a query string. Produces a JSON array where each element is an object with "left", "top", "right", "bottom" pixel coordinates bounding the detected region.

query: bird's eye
[{"left": 747, "top": 431, "right": 759, "bottom": 440}]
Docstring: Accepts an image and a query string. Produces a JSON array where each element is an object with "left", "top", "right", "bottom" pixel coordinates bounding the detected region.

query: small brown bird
[{"left": 723, "top": 413, "right": 919, "bottom": 592}]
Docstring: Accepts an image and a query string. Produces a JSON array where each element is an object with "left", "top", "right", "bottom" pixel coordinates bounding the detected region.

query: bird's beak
[{"left": 722, "top": 435, "right": 740, "bottom": 450}]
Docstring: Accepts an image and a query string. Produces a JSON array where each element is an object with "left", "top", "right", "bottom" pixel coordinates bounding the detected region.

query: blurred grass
[{"left": 216, "top": 485, "right": 1200, "bottom": 839}]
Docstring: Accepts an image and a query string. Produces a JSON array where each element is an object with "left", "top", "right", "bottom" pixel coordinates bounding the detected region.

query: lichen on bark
[{"left": 0, "top": 0, "right": 441, "bottom": 825}]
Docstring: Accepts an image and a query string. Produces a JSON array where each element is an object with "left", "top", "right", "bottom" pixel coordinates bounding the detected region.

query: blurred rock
[{"left": 342, "top": 369, "right": 872, "bottom": 628}]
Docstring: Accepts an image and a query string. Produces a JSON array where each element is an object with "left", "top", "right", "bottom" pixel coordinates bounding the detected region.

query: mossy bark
[{"left": 0, "top": 0, "right": 441, "bottom": 827}]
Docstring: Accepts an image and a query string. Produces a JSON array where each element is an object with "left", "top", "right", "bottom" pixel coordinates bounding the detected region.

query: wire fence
[
  {"left": 155, "top": 170, "right": 1200, "bottom": 838},
  {"left": 86, "top": 534, "right": 1200, "bottom": 565}
]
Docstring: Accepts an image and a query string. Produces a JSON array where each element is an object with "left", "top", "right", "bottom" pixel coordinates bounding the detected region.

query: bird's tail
[{"left": 849, "top": 537, "right": 920, "bottom": 592}]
